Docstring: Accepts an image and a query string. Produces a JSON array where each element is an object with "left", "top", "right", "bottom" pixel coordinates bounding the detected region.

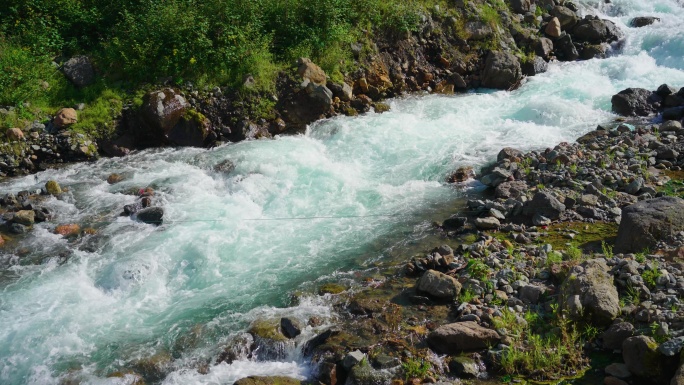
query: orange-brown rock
[
  {"left": 54, "top": 108, "right": 78, "bottom": 128},
  {"left": 55, "top": 224, "right": 81, "bottom": 237},
  {"left": 6, "top": 127, "right": 24, "bottom": 141}
]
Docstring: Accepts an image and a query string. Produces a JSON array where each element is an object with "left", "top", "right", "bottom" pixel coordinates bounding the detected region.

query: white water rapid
[{"left": 1, "top": 0, "right": 684, "bottom": 384}]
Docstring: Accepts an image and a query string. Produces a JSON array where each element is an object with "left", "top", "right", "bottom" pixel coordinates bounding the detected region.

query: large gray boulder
[
  {"left": 562, "top": 259, "right": 620, "bottom": 326},
  {"left": 481, "top": 51, "right": 522, "bottom": 90},
  {"left": 522, "top": 191, "right": 566, "bottom": 220},
  {"left": 63, "top": 56, "right": 96, "bottom": 88},
  {"left": 550, "top": 6, "right": 579, "bottom": 30},
  {"left": 611, "top": 88, "right": 662, "bottom": 116},
  {"left": 601, "top": 322, "right": 635, "bottom": 351},
  {"left": 615, "top": 197, "right": 684, "bottom": 253},
  {"left": 572, "top": 16, "right": 624, "bottom": 43},
  {"left": 417, "top": 270, "right": 462, "bottom": 299},
  {"left": 622, "top": 336, "right": 663, "bottom": 378},
  {"left": 427, "top": 321, "right": 500, "bottom": 354}
]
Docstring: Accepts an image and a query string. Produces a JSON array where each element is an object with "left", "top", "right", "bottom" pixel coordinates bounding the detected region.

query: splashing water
[{"left": 1, "top": 0, "right": 683, "bottom": 383}]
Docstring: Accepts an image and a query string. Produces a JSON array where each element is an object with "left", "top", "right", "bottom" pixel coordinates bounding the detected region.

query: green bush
[{"left": 0, "top": 38, "right": 57, "bottom": 106}]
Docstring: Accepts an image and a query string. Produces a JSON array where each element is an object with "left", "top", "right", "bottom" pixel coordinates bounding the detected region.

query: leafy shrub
[{"left": 0, "top": 38, "right": 57, "bottom": 106}]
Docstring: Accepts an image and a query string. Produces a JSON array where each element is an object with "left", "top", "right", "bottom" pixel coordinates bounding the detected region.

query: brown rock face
[
  {"left": 297, "top": 58, "right": 327, "bottom": 85},
  {"left": 55, "top": 224, "right": 81, "bottom": 237},
  {"left": 545, "top": 17, "right": 562, "bottom": 37},
  {"left": 54, "top": 108, "right": 78, "bottom": 128},
  {"left": 6, "top": 128, "right": 24, "bottom": 141},
  {"left": 427, "top": 321, "right": 500, "bottom": 354}
]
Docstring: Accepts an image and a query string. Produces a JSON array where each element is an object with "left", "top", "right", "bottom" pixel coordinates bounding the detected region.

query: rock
[
  {"left": 562, "top": 259, "right": 620, "bottom": 326},
  {"left": 13, "top": 210, "right": 35, "bottom": 226},
  {"left": 449, "top": 356, "right": 479, "bottom": 377},
  {"left": 615, "top": 197, "right": 684, "bottom": 253},
  {"left": 523, "top": 191, "right": 566, "bottom": 220},
  {"left": 427, "top": 321, "right": 501, "bottom": 354},
  {"left": 62, "top": 56, "right": 95, "bottom": 88},
  {"left": 522, "top": 56, "right": 548, "bottom": 76},
  {"left": 572, "top": 17, "right": 624, "bottom": 43},
  {"left": 662, "top": 120, "right": 683, "bottom": 132},
  {"left": 328, "top": 82, "right": 353, "bottom": 102},
  {"left": 601, "top": 322, "right": 635, "bottom": 350},
  {"left": 9, "top": 223, "right": 29, "bottom": 234},
  {"left": 672, "top": 361, "right": 684, "bottom": 385},
  {"left": 495, "top": 180, "right": 527, "bottom": 199},
  {"left": 297, "top": 58, "right": 326, "bottom": 85},
  {"left": 611, "top": 88, "right": 661, "bottom": 116},
  {"left": 581, "top": 44, "right": 609, "bottom": 60},
  {"left": 54, "top": 108, "right": 78, "bottom": 129},
  {"left": 659, "top": 337, "right": 684, "bottom": 357},
  {"left": 465, "top": 21, "right": 494, "bottom": 40},
  {"left": 45, "top": 180, "right": 62, "bottom": 195},
  {"left": 447, "top": 166, "right": 474, "bottom": 183},
  {"left": 481, "top": 51, "right": 522, "bottom": 90},
  {"left": 342, "top": 350, "right": 366, "bottom": 371},
  {"left": 604, "top": 377, "right": 629, "bottom": 385},
  {"left": 6, "top": 128, "right": 24, "bottom": 141},
  {"left": 481, "top": 167, "right": 512, "bottom": 187},
  {"left": 442, "top": 216, "right": 467, "bottom": 230},
  {"left": 136, "top": 88, "right": 190, "bottom": 146},
  {"left": 630, "top": 17, "right": 660, "bottom": 28},
  {"left": 545, "top": 17, "right": 562, "bottom": 37},
  {"left": 535, "top": 37, "right": 554, "bottom": 59},
  {"left": 519, "top": 284, "right": 545, "bottom": 304},
  {"left": 166, "top": 109, "right": 210, "bottom": 147},
  {"left": 550, "top": 6, "right": 579, "bottom": 30},
  {"left": 605, "top": 363, "right": 631, "bottom": 379},
  {"left": 474, "top": 216, "right": 500, "bottom": 230},
  {"left": 234, "top": 377, "right": 301, "bottom": 385},
  {"left": 510, "top": 0, "right": 531, "bottom": 13},
  {"left": 55, "top": 224, "right": 80, "bottom": 237},
  {"left": 107, "top": 173, "right": 124, "bottom": 184},
  {"left": 622, "top": 336, "right": 663, "bottom": 378},
  {"left": 345, "top": 361, "right": 393, "bottom": 385},
  {"left": 555, "top": 34, "right": 579, "bottom": 61},
  {"left": 135, "top": 207, "right": 164, "bottom": 225},
  {"left": 280, "top": 317, "right": 302, "bottom": 339},
  {"left": 417, "top": 269, "right": 462, "bottom": 299}
]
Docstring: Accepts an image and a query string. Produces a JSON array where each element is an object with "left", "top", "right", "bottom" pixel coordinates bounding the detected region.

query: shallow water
[{"left": 1, "top": 0, "right": 683, "bottom": 383}]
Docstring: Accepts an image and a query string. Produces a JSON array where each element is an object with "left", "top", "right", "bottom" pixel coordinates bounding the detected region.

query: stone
[
  {"left": 661, "top": 120, "right": 683, "bottom": 132},
  {"left": 659, "top": 337, "right": 684, "bottom": 357},
  {"left": 45, "top": 180, "right": 62, "bottom": 195},
  {"left": 427, "top": 321, "right": 500, "bottom": 354},
  {"left": 519, "top": 284, "right": 545, "bottom": 304},
  {"left": 672, "top": 361, "right": 684, "bottom": 385},
  {"left": 611, "top": 88, "right": 661, "bottom": 116},
  {"left": 622, "top": 336, "right": 663, "bottom": 378},
  {"left": 601, "top": 322, "right": 635, "bottom": 350},
  {"left": 572, "top": 17, "right": 624, "bottom": 43},
  {"left": 510, "top": 0, "right": 531, "bottom": 13},
  {"left": 604, "top": 377, "right": 629, "bottom": 385},
  {"left": 615, "top": 197, "right": 684, "bottom": 253},
  {"left": 342, "top": 350, "right": 366, "bottom": 371},
  {"left": 449, "top": 356, "right": 479, "bottom": 377},
  {"left": 9, "top": 223, "right": 29, "bottom": 234},
  {"left": 447, "top": 166, "right": 475, "bottom": 183},
  {"left": 545, "top": 17, "right": 562, "bottom": 37},
  {"left": 474, "top": 216, "right": 500, "bottom": 230},
  {"left": 55, "top": 224, "right": 81, "bottom": 237},
  {"left": 562, "top": 259, "right": 620, "bottom": 326},
  {"left": 465, "top": 21, "right": 494, "bottom": 40},
  {"left": 523, "top": 191, "right": 566, "bottom": 220},
  {"left": 417, "top": 270, "right": 462, "bottom": 299},
  {"left": 522, "top": 56, "right": 548, "bottom": 76},
  {"left": 442, "top": 215, "right": 467, "bottom": 230},
  {"left": 535, "top": 37, "right": 554, "bottom": 59},
  {"left": 6, "top": 128, "right": 24, "bottom": 141},
  {"left": 555, "top": 34, "right": 579, "bottom": 61},
  {"left": 605, "top": 363, "right": 631, "bottom": 378},
  {"left": 107, "top": 174, "right": 124, "bottom": 184},
  {"left": 136, "top": 88, "right": 190, "bottom": 146},
  {"left": 630, "top": 17, "right": 660, "bottom": 28},
  {"left": 550, "top": 6, "right": 579, "bottom": 30},
  {"left": 495, "top": 181, "right": 527, "bottom": 199},
  {"left": 345, "top": 362, "right": 393, "bottom": 385},
  {"left": 13, "top": 210, "right": 35, "bottom": 226},
  {"left": 234, "top": 377, "right": 301, "bottom": 385},
  {"left": 135, "top": 207, "right": 164, "bottom": 225},
  {"left": 166, "top": 109, "right": 210, "bottom": 147},
  {"left": 62, "top": 56, "right": 96, "bottom": 88},
  {"left": 297, "top": 58, "right": 326, "bottom": 85},
  {"left": 54, "top": 108, "right": 78, "bottom": 128},
  {"left": 280, "top": 317, "right": 302, "bottom": 339},
  {"left": 328, "top": 82, "right": 353, "bottom": 102},
  {"left": 481, "top": 51, "right": 522, "bottom": 90}
]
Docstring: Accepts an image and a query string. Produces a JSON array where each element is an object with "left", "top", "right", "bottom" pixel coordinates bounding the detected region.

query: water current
[{"left": 1, "top": 0, "right": 684, "bottom": 383}]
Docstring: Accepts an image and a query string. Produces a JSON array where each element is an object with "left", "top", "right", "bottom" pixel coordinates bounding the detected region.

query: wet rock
[
  {"left": 622, "top": 336, "right": 664, "bottom": 378},
  {"left": 280, "top": 317, "right": 302, "bottom": 339},
  {"left": 523, "top": 191, "right": 566, "bottom": 220},
  {"left": 550, "top": 6, "right": 579, "bottom": 30},
  {"left": 13, "top": 210, "right": 35, "bottom": 226},
  {"left": 9, "top": 223, "right": 29, "bottom": 234},
  {"left": 630, "top": 17, "right": 660, "bottom": 28},
  {"left": 342, "top": 350, "right": 366, "bottom": 371},
  {"left": 562, "top": 259, "right": 620, "bottom": 326},
  {"left": 615, "top": 197, "right": 684, "bottom": 253},
  {"left": 535, "top": 37, "right": 554, "bottom": 59},
  {"left": 54, "top": 108, "right": 78, "bottom": 129},
  {"left": 345, "top": 362, "right": 393, "bottom": 385},
  {"left": 447, "top": 166, "right": 474, "bottom": 183},
  {"left": 45, "top": 180, "right": 62, "bottom": 195},
  {"left": 417, "top": 269, "right": 462, "bottom": 299},
  {"left": 481, "top": 51, "right": 522, "bottom": 90},
  {"left": 611, "top": 88, "right": 661, "bottom": 116},
  {"left": 555, "top": 34, "right": 579, "bottom": 61},
  {"left": 498, "top": 147, "right": 523, "bottom": 162},
  {"left": 6, "top": 128, "right": 24, "bottom": 141},
  {"left": 132, "top": 351, "right": 172, "bottom": 383},
  {"left": 234, "top": 376, "right": 301, "bottom": 385},
  {"left": 442, "top": 216, "right": 467, "bottom": 230},
  {"left": 135, "top": 207, "right": 164, "bottom": 225},
  {"left": 328, "top": 82, "right": 353, "bottom": 102},
  {"left": 136, "top": 88, "right": 190, "bottom": 146},
  {"left": 449, "top": 356, "right": 479, "bottom": 377},
  {"left": 522, "top": 56, "right": 548, "bottom": 76},
  {"left": 427, "top": 321, "right": 500, "bottom": 353},
  {"left": 572, "top": 17, "right": 623, "bottom": 44},
  {"left": 166, "top": 110, "right": 210, "bottom": 147},
  {"left": 601, "top": 322, "right": 635, "bottom": 350},
  {"left": 481, "top": 167, "right": 512, "bottom": 187},
  {"left": 107, "top": 173, "right": 124, "bottom": 184},
  {"left": 62, "top": 56, "right": 96, "bottom": 88}
]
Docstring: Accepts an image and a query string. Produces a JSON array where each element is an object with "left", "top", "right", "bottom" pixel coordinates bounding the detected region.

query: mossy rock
[
  {"left": 45, "top": 180, "right": 62, "bottom": 195},
  {"left": 374, "top": 103, "right": 391, "bottom": 113},
  {"left": 234, "top": 376, "right": 301, "bottom": 385},
  {"left": 248, "top": 319, "right": 287, "bottom": 342},
  {"left": 318, "top": 283, "right": 347, "bottom": 295}
]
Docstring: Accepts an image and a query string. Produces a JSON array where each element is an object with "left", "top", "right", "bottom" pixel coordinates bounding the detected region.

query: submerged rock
[{"left": 135, "top": 207, "right": 164, "bottom": 225}]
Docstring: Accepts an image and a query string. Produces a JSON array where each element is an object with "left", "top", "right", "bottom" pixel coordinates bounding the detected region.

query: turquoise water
[{"left": 1, "top": 0, "right": 684, "bottom": 384}]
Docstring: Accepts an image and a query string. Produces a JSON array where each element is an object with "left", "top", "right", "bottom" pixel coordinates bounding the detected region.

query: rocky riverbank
[
  {"left": 1, "top": 0, "right": 634, "bottom": 177},
  {"left": 217, "top": 107, "right": 684, "bottom": 384}
]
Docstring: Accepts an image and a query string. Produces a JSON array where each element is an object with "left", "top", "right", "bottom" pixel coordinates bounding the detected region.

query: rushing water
[{"left": 1, "top": 0, "right": 684, "bottom": 384}]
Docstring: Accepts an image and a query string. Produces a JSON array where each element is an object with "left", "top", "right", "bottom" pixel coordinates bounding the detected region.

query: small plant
[
  {"left": 565, "top": 243, "right": 582, "bottom": 261},
  {"left": 641, "top": 264, "right": 662, "bottom": 289},
  {"left": 536, "top": 183, "right": 545, "bottom": 190},
  {"left": 402, "top": 358, "right": 431, "bottom": 380},
  {"left": 582, "top": 325, "right": 601, "bottom": 342},
  {"left": 601, "top": 241, "right": 614, "bottom": 259},
  {"left": 649, "top": 322, "right": 668, "bottom": 344},
  {"left": 635, "top": 252, "right": 647, "bottom": 263},
  {"left": 466, "top": 258, "right": 490, "bottom": 281},
  {"left": 624, "top": 285, "right": 641, "bottom": 305},
  {"left": 547, "top": 251, "right": 563, "bottom": 265},
  {"left": 569, "top": 164, "right": 578, "bottom": 174},
  {"left": 459, "top": 288, "right": 477, "bottom": 303}
]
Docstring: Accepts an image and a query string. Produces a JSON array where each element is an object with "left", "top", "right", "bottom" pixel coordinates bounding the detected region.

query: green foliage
[
  {"left": 466, "top": 258, "right": 490, "bottom": 281},
  {"left": 0, "top": 38, "right": 58, "bottom": 106},
  {"left": 402, "top": 358, "right": 431, "bottom": 380},
  {"left": 641, "top": 264, "right": 662, "bottom": 289},
  {"left": 601, "top": 241, "right": 614, "bottom": 259},
  {"left": 459, "top": 288, "right": 477, "bottom": 303},
  {"left": 564, "top": 243, "right": 582, "bottom": 261}
]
